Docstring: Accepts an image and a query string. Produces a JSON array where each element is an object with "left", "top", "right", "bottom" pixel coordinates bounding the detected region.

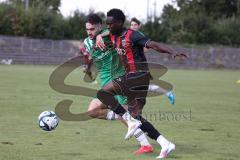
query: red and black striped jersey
[{"left": 109, "top": 29, "right": 150, "bottom": 73}]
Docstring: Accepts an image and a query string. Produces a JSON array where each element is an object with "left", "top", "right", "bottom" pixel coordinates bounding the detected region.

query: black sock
[
  {"left": 137, "top": 116, "right": 161, "bottom": 140},
  {"left": 112, "top": 104, "right": 126, "bottom": 116}
]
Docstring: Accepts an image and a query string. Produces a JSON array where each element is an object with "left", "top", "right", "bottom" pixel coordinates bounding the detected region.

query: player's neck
[{"left": 116, "top": 28, "right": 126, "bottom": 37}]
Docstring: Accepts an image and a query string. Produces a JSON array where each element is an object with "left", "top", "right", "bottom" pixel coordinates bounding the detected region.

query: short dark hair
[
  {"left": 131, "top": 17, "right": 141, "bottom": 25},
  {"left": 86, "top": 14, "right": 102, "bottom": 25},
  {"left": 107, "top": 8, "right": 125, "bottom": 23}
]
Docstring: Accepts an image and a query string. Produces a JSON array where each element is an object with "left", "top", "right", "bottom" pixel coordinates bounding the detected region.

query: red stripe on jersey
[
  {"left": 116, "top": 36, "right": 129, "bottom": 71},
  {"left": 110, "top": 34, "right": 129, "bottom": 71},
  {"left": 124, "top": 30, "right": 136, "bottom": 72},
  {"left": 116, "top": 36, "right": 121, "bottom": 48},
  {"left": 110, "top": 34, "right": 115, "bottom": 46}
]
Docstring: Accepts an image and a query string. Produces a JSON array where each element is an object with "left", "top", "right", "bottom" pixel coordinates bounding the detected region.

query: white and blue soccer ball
[{"left": 38, "top": 111, "right": 59, "bottom": 131}]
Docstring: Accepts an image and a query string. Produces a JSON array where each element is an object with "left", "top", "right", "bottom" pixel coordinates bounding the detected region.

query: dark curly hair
[
  {"left": 86, "top": 14, "right": 102, "bottom": 25},
  {"left": 131, "top": 17, "right": 141, "bottom": 25},
  {"left": 107, "top": 8, "right": 125, "bottom": 23}
]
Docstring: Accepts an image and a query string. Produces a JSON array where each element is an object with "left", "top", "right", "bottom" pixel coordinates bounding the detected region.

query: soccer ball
[{"left": 38, "top": 111, "right": 59, "bottom": 131}]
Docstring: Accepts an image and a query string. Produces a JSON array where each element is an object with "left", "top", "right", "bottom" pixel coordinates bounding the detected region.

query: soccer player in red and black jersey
[{"left": 96, "top": 9, "right": 187, "bottom": 159}]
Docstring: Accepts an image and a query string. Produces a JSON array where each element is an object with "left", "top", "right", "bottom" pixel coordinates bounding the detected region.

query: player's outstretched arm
[{"left": 146, "top": 41, "right": 188, "bottom": 59}]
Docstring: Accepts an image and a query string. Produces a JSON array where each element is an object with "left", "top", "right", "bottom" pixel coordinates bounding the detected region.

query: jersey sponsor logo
[
  {"left": 115, "top": 48, "right": 126, "bottom": 55},
  {"left": 95, "top": 50, "right": 111, "bottom": 60},
  {"left": 116, "top": 77, "right": 122, "bottom": 82}
]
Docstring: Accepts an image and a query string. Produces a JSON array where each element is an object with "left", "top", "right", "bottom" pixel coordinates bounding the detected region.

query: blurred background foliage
[{"left": 0, "top": 0, "right": 239, "bottom": 46}]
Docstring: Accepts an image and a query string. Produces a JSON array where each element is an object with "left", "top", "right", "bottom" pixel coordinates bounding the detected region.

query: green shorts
[{"left": 114, "top": 95, "right": 127, "bottom": 105}]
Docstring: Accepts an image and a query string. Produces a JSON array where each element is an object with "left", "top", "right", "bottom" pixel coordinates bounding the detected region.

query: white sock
[
  {"left": 106, "top": 110, "right": 119, "bottom": 120},
  {"left": 122, "top": 112, "right": 137, "bottom": 123},
  {"left": 148, "top": 84, "right": 160, "bottom": 92},
  {"left": 157, "top": 135, "right": 170, "bottom": 149},
  {"left": 134, "top": 128, "right": 150, "bottom": 146},
  {"left": 148, "top": 84, "right": 169, "bottom": 95}
]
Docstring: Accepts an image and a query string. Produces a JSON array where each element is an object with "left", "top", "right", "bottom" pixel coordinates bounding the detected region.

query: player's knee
[
  {"left": 87, "top": 100, "right": 102, "bottom": 118},
  {"left": 88, "top": 99, "right": 101, "bottom": 111}
]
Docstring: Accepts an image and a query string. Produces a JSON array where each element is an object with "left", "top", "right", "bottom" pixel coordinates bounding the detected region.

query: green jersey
[
  {"left": 84, "top": 29, "right": 125, "bottom": 87},
  {"left": 83, "top": 29, "right": 127, "bottom": 104}
]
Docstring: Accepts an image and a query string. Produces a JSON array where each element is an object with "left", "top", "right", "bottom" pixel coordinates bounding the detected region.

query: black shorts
[{"left": 113, "top": 71, "right": 151, "bottom": 113}]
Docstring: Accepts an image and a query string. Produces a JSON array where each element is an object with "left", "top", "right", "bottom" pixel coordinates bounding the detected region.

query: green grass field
[{"left": 0, "top": 65, "right": 239, "bottom": 160}]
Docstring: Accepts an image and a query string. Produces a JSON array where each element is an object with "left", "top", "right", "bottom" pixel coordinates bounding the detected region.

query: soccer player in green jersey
[{"left": 82, "top": 14, "right": 153, "bottom": 154}]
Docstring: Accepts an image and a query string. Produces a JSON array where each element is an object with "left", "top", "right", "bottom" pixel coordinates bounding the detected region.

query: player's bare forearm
[
  {"left": 85, "top": 61, "right": 92, "bottom": 72},
  {"left": 146, "top": 41, "right": 176, "bottom": 55},
  {"left": 83, "top": 59, "right": 95, "bottom": 81},
  {"left": 146, "top": 41, "right": 188, "bottom": 59}
]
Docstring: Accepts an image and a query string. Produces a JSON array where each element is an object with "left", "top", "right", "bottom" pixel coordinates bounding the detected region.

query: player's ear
[
  {"left": 120, "top": 20, "right": 124, "bottom": 26},
  {"left": 97, "top": 24, "right": 102, "bottom": 31}
]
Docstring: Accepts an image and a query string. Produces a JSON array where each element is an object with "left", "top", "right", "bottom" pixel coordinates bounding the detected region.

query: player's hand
[
  {"left": 85, "top": 71, "right": 94, "bottom": 81},
  {"left": 96, "top": 35, "right": 106, "bottom": 50},
  {"left": 172, "top": 52, "right": 188, "bottom": 59},
  {"left": 83, "top": 67, "right": 94, "bottom": 80}
]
